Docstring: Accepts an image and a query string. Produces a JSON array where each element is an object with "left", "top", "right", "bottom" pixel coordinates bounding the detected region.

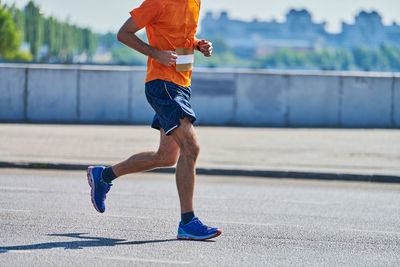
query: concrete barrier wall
[
  {"left": 0, "top": 67, "right": 26, "bottom": 121},
  {"left": 191, "top": 72, "right": 236, "bottom": 125},
  {"left": 288, "top": 75, "right": 340, "bottom": 127},
  {"left": 394, "top": 77, "right": 400, "bottom": 128},
  {"left": 27, "top": 68, "right": 78, "bottom": 122},
  {"left": 129, "top": 70, "right": 153, "bottom": 123},
  {"left": 341, "top": 76, "right": 393, "bottom": 128},
  {"left": 79, "top": 70, "right": 131, "bottom": 123},
  {"left": 0, "top": 64, "right": 398, "bottom": 128},
  {"left": 235, "top": 73, "right": 289, "bottom": 126}
]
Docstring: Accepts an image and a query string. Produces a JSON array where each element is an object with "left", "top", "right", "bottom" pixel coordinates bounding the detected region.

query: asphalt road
[{"left": 1, "top": 169, "right": 400, "bottom": 266}]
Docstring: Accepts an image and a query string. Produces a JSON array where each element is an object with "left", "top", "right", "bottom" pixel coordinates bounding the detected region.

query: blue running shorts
[{"left": 145, "top": 79, "right": 196, "bottom": 135}]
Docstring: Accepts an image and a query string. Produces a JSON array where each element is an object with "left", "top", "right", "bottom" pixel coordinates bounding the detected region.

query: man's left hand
[{"left": 198, "top": 40, "right": 213, "bottom": 57}]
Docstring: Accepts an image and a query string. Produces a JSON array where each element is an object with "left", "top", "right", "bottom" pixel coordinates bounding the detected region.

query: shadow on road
[{"left": 0, "top": 233, "right": 179, "bottom": 253}]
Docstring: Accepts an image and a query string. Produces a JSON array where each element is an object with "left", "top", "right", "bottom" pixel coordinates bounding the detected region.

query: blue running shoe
[
  {"left": 87, "top": 166, "right": 112, "bottom": 213},
  {"left": 177, "top": 217, "right": 221, "bottom": 241}
]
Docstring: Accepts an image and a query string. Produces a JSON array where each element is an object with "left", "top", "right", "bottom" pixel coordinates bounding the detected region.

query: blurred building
[
  {"left": 335, "top": 11, "right": 400, "bottom": 49},
  {"left": 201, "top": 9, "right": 400, "bottom": 57}
]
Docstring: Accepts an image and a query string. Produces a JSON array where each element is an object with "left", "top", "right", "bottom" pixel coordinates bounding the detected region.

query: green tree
[
  {"left": 352, "top": 46, "right": 378, "bottom": 71},
  {"left": 209, "top": 35, "right": 231, "bottom": 54},
  {"left": 52, "top": 20, "right": 64, "bottom": 59},
  {"left": 314, "top": 48, "right": 336, "bottom": 70},
  {"left": 335, "top": 50, "right": 353, "bottom": 70},
  {"left": 261, "top": 48, "right": 306, "bottom": 69},
  {"left": 99, "top": 32, "right": 117, "bottom": 50},
  {"left": 380, "top": 45, "right": 400, "bottom": 71},
  {"left": 3, "top": 1, "right": 99, "bottom": 63},
  {"left": 8, "top": 4, "right": 25, "bottom": 42},
  {"left": 0, "top": 4, "right": 20, "bottom": 59},
  {"left": 83, "top": 28, "right": 97, "bottom": 59},
  {"left": 24, "top": 1, "right": 44, "bottom": 60},
  {"left": 43, "top": 17, "right": 61, "bottom": 58},
  {"left": 61, "top": 22, "right": 77, "bottom": 62},
  {"left": 111, "top": 44, "right": 147, "bottom": 65}
]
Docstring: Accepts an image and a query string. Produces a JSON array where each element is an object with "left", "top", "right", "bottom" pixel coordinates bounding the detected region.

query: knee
[
  {"left": 156, "top": 150, "right": 179, "bottom": 167},
  {"left": 181, "top": 139, "right": 200, "bottom": 160}
]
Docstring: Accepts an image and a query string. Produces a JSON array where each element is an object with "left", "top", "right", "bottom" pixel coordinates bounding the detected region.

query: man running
[{"left": 86, "top": 0, "right": 221, "bottom": 241}]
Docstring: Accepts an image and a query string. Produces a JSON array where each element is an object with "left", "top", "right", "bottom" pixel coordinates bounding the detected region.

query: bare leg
[
  {"left": 112, "top": 129, "right": 180, "bottom": 177},
  {"left": 170, "top": 117, "right": 200, "bottom": 214}
]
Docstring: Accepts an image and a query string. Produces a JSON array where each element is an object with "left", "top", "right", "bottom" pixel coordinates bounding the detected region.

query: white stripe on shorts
[{"left": 166, "top": 125, "right": 179, "bottom": 135}]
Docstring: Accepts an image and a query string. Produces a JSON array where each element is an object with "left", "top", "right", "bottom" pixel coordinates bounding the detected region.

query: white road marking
[
  {"left": 217, "top": 221, "right": 400, "bottom": 235},
  {"left": 281, "top": 200, "right": 338, "bottom": 205},
  {"left": 103, "top": 214, "right": 149, "bottom": 220},
  {"left": 0, "top": 186, "right": 40, "bottom": 192},
  {"left": 197, "top": 195, "right": 230, "bottom": 200},
  {"left": 0, "top": 209, "right": 32, "bottom": 213},
  {"left": 103, "top": 256, "right": 190, "bottom": 265},
  {"left": 218, "top": 221, "right": 400, "bottom": 235},
  {"left": 9, "top": 250, "right": 31, "bottom": 254},
  {"left": 339, "top": 228, "right": 400, "bottom": 235},
  {"left": 216, "top": 220, "right": 275, "bottom": 227},
  {"left": 112, "top": 192, "right": 138, "bottom": 196},
  {"left": 0, "top": 249, "right": 31, "bottom": 254},
  {"left": 215, "top": 220, "right": 307, "bottom": 230}
]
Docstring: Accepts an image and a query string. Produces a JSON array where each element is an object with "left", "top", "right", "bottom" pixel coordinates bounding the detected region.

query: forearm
[
  {"left": 118, "top": 31, "right": 158, "bottom": 59},
  {"left": 193, "top": 37, "right": 201, "bottom": 51}
]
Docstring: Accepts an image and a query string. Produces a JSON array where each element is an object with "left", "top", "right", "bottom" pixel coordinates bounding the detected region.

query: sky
[{"left": 3, "top": 0, "right": 400, "bottom": 34}]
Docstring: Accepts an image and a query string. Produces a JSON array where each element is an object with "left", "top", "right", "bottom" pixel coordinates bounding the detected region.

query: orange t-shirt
[{"left": 130, "top": 0, "right": 201, "bottom": 87}]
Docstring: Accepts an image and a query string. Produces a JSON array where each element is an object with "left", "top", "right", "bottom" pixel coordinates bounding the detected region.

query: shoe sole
[
  {"left": 177, "top": 230, "right": 222, "bottom": 241},
  {"left": 87, "top": 166, "right": 103, "bottom": 213}
]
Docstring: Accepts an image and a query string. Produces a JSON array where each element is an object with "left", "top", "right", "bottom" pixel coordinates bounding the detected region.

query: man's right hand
[{"left": 153, "top": 50, "right": 178, "bottom": 66}]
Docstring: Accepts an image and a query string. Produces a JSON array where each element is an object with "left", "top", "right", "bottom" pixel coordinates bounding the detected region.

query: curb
[{"left": 1, "top": 161, "right": 400, "bottom": 184}]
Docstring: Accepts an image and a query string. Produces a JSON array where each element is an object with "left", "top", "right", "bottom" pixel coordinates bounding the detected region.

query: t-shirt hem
[{"left": 145, "top": 77, "right": 191, "bottom": 87}]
